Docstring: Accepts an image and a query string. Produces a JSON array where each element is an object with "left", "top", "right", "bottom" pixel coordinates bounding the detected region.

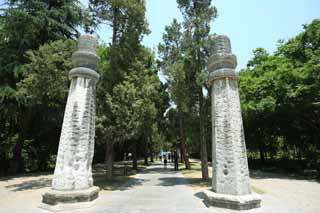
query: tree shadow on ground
[
  {"left": 93, "top": 168, "right": 149, "bottom": 192},
  {"left": 0, "top": 172, "right": 52, "bottom": 182},
  {"left": 157, "top": 176, "right": 211, "bottom": 187},
  {"left": 139, "top": 166, "right": 179, "bottom": 175},
  {"left": 4, "top": 173, "right": 147, "bottom": 193},
  {"left": 250, "top": 170, "right": 319, "bottom": 182},
  {"left": 5, "top": 177, "right": 51, "bottom": 191},
  {"left": 94, "top": 175, "right": 148, "bottom": 191}
]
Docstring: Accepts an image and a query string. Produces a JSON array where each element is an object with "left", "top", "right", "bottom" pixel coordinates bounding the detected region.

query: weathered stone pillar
[
  {"left": 203, "top": 35, "right": 261, "bottom": 210},
  {"left": 40, "top": 35, "right": 100, "bottom": 211}
]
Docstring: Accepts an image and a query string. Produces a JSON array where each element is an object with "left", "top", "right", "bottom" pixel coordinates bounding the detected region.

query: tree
[
  {"left": 171, "top": 0, "right": 217, "bottom": 179},
  {"left": 158, "top": 19, "right": 191, "bottom": 169},
  {"left": 105, "top": 47, "right": 161, "bottom": 169},
  {"left": 239, "top": 19, "right": 320, "bottom": 174},
  {"left": 0, "top": 0, "right": 86, "bottom": 174},
  {"left": 0, "top": 39, "right": 76, "bottom": 174},
  {"left": 89, "top": 0, "right": 150, "bottom": 178}
]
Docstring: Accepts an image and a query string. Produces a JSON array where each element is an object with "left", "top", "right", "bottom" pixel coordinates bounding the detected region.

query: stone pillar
[
  {"left": 40, "top": 35, "right": 100, "bottom": 211},
  {"left": 203, "top": 35, "right": 261, "bottom": 210}
]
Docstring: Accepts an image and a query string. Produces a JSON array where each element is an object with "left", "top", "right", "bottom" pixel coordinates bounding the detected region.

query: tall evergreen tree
[
  {"left": 158, "top": 19, "right": 191, "bottom": 169},
  {"left": 177, "top": 0, "right": 217, "bottom": 179},
  {"left": 0, "top": 0, "right": 86, "bottom": 174},
  {"left": 89, "top": 0, "right": 150, "bottom": 178},
  {"left": 240, "top": 19, "right": 320, "bottom": 174}
]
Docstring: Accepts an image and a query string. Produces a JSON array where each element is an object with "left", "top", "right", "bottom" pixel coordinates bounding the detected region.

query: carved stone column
[
  {"left": 203, "top": 35, "right": 261, "bottom": 210},
  {"left": 40, "top": 35, "right": 100, "bottom": 211}
]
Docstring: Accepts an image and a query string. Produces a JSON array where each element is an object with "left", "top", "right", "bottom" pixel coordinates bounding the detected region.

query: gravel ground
[{"left": 250, "top": 170, "right": 320, "bottom": 213}]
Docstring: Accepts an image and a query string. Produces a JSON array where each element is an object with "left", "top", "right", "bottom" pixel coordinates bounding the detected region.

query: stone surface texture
[
  {"left": 41, "top": 35, "right": 100, "bottom": 210},
  {"left": 206, "top": 35, "right": 261, "bottom": 209},
  {"left": 203, "top": 189, "right": 261, "bottom": 210},
  {"left": 40, "top": 186, "right": 99, "bottom": 211}
]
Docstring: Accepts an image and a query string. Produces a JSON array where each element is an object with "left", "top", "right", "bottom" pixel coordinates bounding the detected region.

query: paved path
[
  {"left": 79, "top": 164, "right": 304, "bottom": 213},
  {"left": 0, "top": 163, "right": 308, "bottom": 213},
  {"left": 92, "top": 164, "right": 213, "bottom": 213}
]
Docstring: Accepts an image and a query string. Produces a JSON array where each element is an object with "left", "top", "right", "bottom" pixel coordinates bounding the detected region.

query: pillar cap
[
  {"left": 206, "top": 68, "right": 238, "bottom": 86},
  {"left": 207, "top": 34, "right": 237, "bottom": 85},
  {"left": 69, "top": 67, "right": 100, "bottom": 81},
  {"left": 71, "top": 35, "right": 100, "bottom": 70},
  {"left": 210, "top": 34, "right": 232, "bottom": 55},
  {"left": 208, "top": 54, "right": 237, "bottom": 73}
]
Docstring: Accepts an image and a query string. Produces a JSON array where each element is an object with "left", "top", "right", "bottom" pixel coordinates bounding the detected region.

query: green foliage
[
  {"left": 0, "top": 0, "right": 86, "bottom": 174},
  {"left": 89, "top": 0, "right": 150, "bottom": 86},
  {"left": 90, "top": 0, "right": 169, "bottom": 173},
  {"left": 240, "top": 19, "right": 320, "bottom": 171},
  {"left": 20, "top": 39, "right": 76, "bottom": 171},
  {"left": 159, "top": 0, "right": 217, "bottom": 173},
  {"left": 158, "top": 19, "right": 189, "bottom": 112},
  {"left": 0, "top": 39, "right": 76, "bottom": 174},
  {"left": 19, "top": 39, "right": 76, "bottom": 105},
  {"left": 105, "top": 47, "right": 161, "bottom": 143}
]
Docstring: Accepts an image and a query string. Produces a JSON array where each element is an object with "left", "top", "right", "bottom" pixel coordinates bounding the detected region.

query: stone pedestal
[
  {"left": 203, "top": 189, "right": 261, "bottom": 210},
  {"left": 40, "top": 187, "right": 99, "bottom": 211},
  {"left": 205, "top": 35, "right": 261, "bottom": 210},
  {"left": 40, "top": 35, "right": 100, "bottom": 211}
]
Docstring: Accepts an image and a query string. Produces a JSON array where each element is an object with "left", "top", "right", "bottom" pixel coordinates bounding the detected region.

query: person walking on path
[{"left": 174, "top": 151, "right": 179, "bottom": 171}]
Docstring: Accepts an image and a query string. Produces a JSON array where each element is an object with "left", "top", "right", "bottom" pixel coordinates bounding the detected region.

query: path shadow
[
  {"left": 157, "top": 175, "right": 211, "bottom": 187},
  {"left": 139, "top": 166, "right": 179, "bottom": 175},
  {"left": 94, "top": 173, "right": 148, "bottom": 191},
  {"left": 0, "top": 171, "right": 52, "bottom": 182},
  {"left": 194, "top": 191, "right": 206, "bottom": 199},
  {"left": 194, "top": 191, "right": 211, "bottom": 208},
  {"left": 157, "top": 177, "right": 185, "bottom": 186},
  {"left": 5, "top": 178, "right": 51, "bottom": 191}
]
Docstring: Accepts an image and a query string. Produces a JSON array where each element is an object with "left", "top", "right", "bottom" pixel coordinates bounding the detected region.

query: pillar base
[
  {"left": 203, "top": 189, "right": 261, "bottom": 210},
  {"left": 40, "top": 186, "right": 99, "bottom": 211}
]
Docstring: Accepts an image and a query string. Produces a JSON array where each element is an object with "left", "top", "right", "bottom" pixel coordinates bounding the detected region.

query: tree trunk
[
  {"left": 132, "top": 142, "right": 138, "bottom": 170},
  {"left": 180, "top": 145, "right": 183, "bottom": 163},
  {"left": 10, "top": 141, "right": 23, "bottom": 174},
  {"left": 149, "top": 130, "right": 154, "bottom": 163},
  {"left": 179, "top": 111, "right": 191, "bottom": 169},
  {"left": 150, "top": 152, "right": 154, "bottom": 163},
  {"left": 144, "top": 133, "right": 149, "bottom": 166},
  {"left": 144, "top": 154, "right": 148, "bottom": 166},
  {"left": 199, "top": 93, "right": 209, "bottom": 180},
  {"left": 105, "top": 142, "right": 114, "bottom": 180},
  {"left": 259, "top": 142, "right": 265, "bottom": 165},
  {"left": 10, "top": 107, "right": 29, "bottom": 174}
]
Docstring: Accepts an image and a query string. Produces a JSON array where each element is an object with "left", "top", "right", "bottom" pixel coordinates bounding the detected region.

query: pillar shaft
[
  {"left": 211, "top": 71, "right": 250, "bottom": 195},
  {"left": 52, "top": 68, "right": 97, "bottom": 190},
  {"left": 41, "top": 35, "right": 100, "bottom": 211},
  {"left": 204, "top": 35, "right": 261, "bottom": 210}
]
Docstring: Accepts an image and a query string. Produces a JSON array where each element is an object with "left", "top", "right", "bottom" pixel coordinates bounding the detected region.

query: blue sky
[
  {"left": 81, "top": 0, "right": 319, "bottom": 71},
  {"left": 1, "top": 0, "right": 318, "bottom": 70}
]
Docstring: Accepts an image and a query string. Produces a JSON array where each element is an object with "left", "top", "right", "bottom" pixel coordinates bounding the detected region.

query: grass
[
  {"left": 251, "top": 185, "right": 266, "bottom": 194},
  {"left": 180, "top": 160, "right": 266, "bottom": 194},
  {"left": 179, "top": 161, "right": 211, "bottom": 192}
]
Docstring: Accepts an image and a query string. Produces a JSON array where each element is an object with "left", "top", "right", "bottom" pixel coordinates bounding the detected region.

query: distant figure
[
  {"left": 174, "top": 151, "right": 179, "bottom": 171},
  {"left": 164, "top": 155, "right": 168, "bottom": 169}
]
